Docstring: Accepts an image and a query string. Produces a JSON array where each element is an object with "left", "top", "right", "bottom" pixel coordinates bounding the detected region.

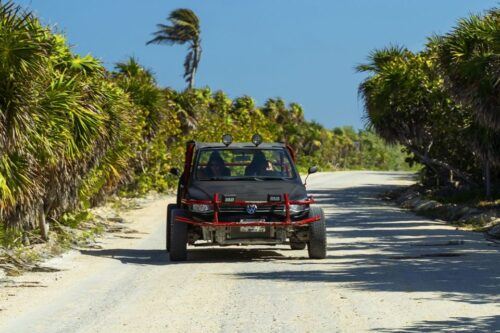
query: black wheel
[
  {"left": 166, "top": 203, "right": 176, "bottom": 252},
  {"left": 290, "top": 241, "right": 306, "bottom": 250},
  {"left": 169, "top": 209, "right": 188, "bottom": 261},
  {"left": 307, "top": 206, "right": 327, "bottom": 259}
]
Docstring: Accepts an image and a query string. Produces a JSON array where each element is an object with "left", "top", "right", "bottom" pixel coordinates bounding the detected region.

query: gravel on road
[{"left": 0, "top": 171, "right": 498, "bottom": 333}]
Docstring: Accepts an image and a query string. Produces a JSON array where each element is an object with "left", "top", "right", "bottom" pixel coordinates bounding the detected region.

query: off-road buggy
[{"left": 167, "top": 134, "right": 327, "bottom": 261}]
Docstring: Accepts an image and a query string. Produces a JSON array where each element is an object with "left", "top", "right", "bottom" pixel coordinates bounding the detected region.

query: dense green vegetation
[
  {"left": 0, "top": 2, "right": 408, "bottom": 246},
  {"left": 358, "top": 8, "right": 499, "bottom": 199}
]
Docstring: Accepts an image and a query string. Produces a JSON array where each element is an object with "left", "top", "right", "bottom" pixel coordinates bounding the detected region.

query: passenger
[
  {"left": 245, "top": 151, "right": 276, "bottom": 176},
  {"left": 203, "top": 151, "right": 231, "bottom": 178},
  {"left": 265, "top": 160, "right": 274, "bottom": 171}
]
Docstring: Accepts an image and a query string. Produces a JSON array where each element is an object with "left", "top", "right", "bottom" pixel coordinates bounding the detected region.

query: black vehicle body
[{"left": 167, "top": 138, "right": 327, "bottom": 261}]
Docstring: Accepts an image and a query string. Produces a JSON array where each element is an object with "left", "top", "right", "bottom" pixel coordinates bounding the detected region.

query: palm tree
[
  {"left": 434, "top": 8, "right": 499, "bottom": 197},
  {"left": 356, "top": 46, "right": 417, "bottom": 145},
  {"left": 114, "top": 57, "right": 162, "bottom": 139},
  {"left": 435, "top": 9, "right": 499, "bottom": 130},
  {"left": 0, "top": 2, "right": 49, "bottom": 236},
  {"left": 357, "top": 46, "right": 477, "bottom": 186},
  {"left": 0, "top": 2, "right": 141, "bottom": 240},
  {"left": 147, "top": 8, "right": 201, "bottom": 90}
]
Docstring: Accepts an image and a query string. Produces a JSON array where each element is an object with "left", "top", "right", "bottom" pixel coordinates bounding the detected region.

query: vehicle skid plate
[{"left": 174, "top": 215, "right": 320, "bottom": 227}]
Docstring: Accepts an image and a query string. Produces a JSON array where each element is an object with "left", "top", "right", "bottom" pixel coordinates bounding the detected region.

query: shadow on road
[
  {"left": 82, "top": 179, "right": 499, "bottom": 332},
  {"left": 80, "top": 249, "right": 169, "bottom": 265},
  {"left": 81, "top": 247, "right": 296, "bottom": 265},
  {"left": 186, "top": 248, "right": 295, "bottom": 262},
  {"left": 226, "top": 183, "right": 500, "bottom": 331},
  {"left": 374, "top": 315, "right": 500, "bottom": 332}
]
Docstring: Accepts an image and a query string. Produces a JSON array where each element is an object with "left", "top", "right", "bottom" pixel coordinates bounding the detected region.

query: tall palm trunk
[
  {"left": 187, "top": 42, "right": 200, "bottom": 90},
  {"left": 484, "top": 159, "right": 491, "bottom": 199},
  {"left": 38, "top": 202, "right": 49, "bottom": 241},
  {"left": 188, "top": 70, "right": 195, "bottom": 90},
  {"left": 188, "top": 65, "right": 195, "bottom": 90}
]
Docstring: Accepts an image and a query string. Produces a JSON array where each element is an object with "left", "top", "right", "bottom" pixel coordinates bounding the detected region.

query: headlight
[
  {"left": 289, "top": 204, "right": 307, "bottom": 213},
  {"left": 191, "top": 204, "right": 213, "bottom": 213}
]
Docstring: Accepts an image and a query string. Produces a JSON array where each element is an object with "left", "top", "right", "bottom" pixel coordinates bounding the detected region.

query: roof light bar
[
  {"left": 222, "top": 134, "right": 233, "bottom": 146},
  {"left": 251, "top": 133, "right": 262, "bottom": 146}
]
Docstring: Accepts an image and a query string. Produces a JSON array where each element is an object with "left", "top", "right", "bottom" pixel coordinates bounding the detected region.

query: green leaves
[
  {"left": 0, "top": 2, "right": 143, "bottom": 231},
  {"left": 436, "top": 8, "right": 499, "bottom": 130},
  {"left": 358, "top": 7, "right": 499, "bottom": 193},
  {"left": 0, "top": 1, "right": 410, "bottom": 238},
  {"left": 69, "top": 55, "right": 103, "bottom": 77}
]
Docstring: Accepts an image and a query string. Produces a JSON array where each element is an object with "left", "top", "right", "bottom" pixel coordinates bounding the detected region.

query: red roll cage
[{"left": 176, "top": 193, "right": 320, "bottom": 227}]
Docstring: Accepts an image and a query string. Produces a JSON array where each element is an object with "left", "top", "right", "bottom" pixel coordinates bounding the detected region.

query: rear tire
[
  {"left": 166, "top": 203, "right": 176, "bottom": 252},
  {"left": 169, "top": 209, "right": 188, "bottom": 261},
  {"left": 290, "top": 241, "right": 306, "bottom": 250},
  {"left": 307, "top": 206, "right": 327, "bottom": 259}
]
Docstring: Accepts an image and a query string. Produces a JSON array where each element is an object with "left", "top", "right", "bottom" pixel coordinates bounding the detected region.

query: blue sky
[{"left": 15, "top": 0, "right": 497, "bottom": 129}]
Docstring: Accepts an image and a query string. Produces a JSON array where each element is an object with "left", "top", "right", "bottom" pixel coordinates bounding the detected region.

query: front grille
[
  {"left": 191, "top": 205, "right": 309, "bottom": 222},
  {"left": 219, "top": 205, "right": 285, "bottom": 214},
  {"left": 217, "top": 213, "right": 281, "bottom": 222}
]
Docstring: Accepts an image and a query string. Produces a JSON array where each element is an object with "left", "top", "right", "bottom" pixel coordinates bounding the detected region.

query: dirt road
[{"left": 0, "top": 171, "right": 498, "bottom": 332}]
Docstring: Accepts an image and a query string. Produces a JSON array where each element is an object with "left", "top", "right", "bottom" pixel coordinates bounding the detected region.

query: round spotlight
[
  {"left": 222, "top": 134, "right": 233, "bottom": 146},
  {"left": 251, "top": 133, "right": 262, "bottom": 146}
]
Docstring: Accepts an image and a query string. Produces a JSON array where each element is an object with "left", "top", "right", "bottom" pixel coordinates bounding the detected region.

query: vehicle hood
[{"left": 187, "top": 180, "right": 307, "bottom": 201}]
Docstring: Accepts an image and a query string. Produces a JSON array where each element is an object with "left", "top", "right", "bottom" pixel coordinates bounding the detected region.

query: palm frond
[
  {"left": 436, "top": 8, "right": 499, "bottom": 129},
  {"left": 146, "top": 8, "right": 201, "bottom": 88}
]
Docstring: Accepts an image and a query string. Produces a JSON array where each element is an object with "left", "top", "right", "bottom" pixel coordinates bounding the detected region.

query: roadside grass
[
  {"left": 430, "top": 189, "right": 500, "bottom": 209},
  {"left": 1, "top": 209, "right": 106, "bottom": 276},
  {"left": 477, "top": 199, "right": 500, "bottom": 210},
  {"left": 1, "top": 193, "right": 165, "bottom": 276},
  {"left": 385, "top": 184, "right": 499, "bottom": 233}
]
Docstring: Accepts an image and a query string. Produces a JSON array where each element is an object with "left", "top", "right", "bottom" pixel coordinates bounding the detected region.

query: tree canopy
[
  {"left": 358, "top": 8, "right": 499, "bottom": 197},
  {"left": 0, "top": 2, "right": 409, "bottom": 244}
]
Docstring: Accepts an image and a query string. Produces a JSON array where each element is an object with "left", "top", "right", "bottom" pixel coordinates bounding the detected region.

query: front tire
[
  {"left": 166, "top": 203, "right": 176, "bottom": 252},
  {"left": 307, "top": 206, "right": 327, "bottom": 259},
  {"left": 169, "top": 209, "right": 188, "bottom": 261}
]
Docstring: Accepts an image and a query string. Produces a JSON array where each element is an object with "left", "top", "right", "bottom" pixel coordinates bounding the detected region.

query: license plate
[
  {"left": 239, "top": 218, "right": 265, "bottom": 223},
  {"left": 240, "top": 226, "right": 266, "bottom": 233}
]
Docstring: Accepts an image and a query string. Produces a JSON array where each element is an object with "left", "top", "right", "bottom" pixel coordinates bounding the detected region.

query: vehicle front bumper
[{"left": 176, "top": 193, "right": 320, "bottom": 227}]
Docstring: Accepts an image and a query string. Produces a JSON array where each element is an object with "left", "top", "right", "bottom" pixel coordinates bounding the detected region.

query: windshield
[{"left": 194, "top": 148, "right": 297, "bottom": 180}]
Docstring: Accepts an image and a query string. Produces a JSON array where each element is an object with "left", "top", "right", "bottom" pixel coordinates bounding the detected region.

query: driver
[{"left": 203, "top": 151, "right": 231, "bottom": 178}]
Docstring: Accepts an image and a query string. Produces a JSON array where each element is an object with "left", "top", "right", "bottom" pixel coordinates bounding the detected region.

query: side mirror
[
  {"left": 304, "top": 166, "right": 318, "bottom": 186},
  {"left": 308, "top": 166, "right": 318, "bottom": 174},
  {"left": 170, "top": 167, "right": 181, "bottom": 177}
]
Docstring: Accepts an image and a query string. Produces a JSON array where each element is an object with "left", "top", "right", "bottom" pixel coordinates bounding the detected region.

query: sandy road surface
[{"left": 0, "top": 171, "right": 499, "bottom": 332}]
